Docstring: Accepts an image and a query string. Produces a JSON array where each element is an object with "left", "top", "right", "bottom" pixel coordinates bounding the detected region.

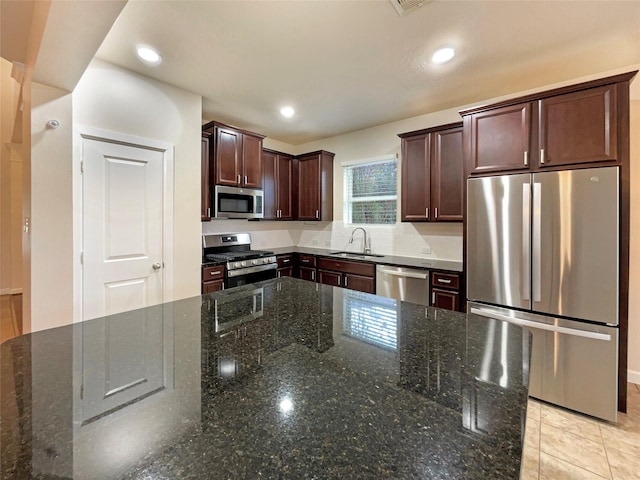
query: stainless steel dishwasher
[{"left": 376, "top": 265, "right": 429, "bottom": 306}]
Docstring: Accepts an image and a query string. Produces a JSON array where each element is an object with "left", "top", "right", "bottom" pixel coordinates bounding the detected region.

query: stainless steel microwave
[{"left": 214, "top": 185, "right": 264, "bottom": 219}]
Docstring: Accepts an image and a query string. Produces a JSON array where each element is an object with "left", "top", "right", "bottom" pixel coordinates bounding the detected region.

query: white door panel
[{"left": 83, "top": 138, "right": 164, "bottom": 320}]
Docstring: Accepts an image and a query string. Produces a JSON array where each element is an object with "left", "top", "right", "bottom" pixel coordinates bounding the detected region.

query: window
[{"left": 343, "top": 157, "right": 397, "bottom": 224}]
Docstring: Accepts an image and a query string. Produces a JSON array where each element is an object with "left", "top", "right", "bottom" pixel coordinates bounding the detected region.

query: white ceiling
[{"left": 63, "top": 1, "right": 640, "bottom": 144}]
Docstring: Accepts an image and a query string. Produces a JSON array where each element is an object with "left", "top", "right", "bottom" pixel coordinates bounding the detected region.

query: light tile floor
[{"left": 521, "top": 382, "right": 640, "bottom": 479}]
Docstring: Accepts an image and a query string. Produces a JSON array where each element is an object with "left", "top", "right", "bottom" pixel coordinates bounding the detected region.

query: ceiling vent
[{"left": 390, "top": 0, "right": 431, "bottom": 16}]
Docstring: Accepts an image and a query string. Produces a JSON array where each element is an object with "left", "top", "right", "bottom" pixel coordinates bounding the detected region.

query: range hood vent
[{"left": 389, "top": 0, "right": 430, "bottom": 16}]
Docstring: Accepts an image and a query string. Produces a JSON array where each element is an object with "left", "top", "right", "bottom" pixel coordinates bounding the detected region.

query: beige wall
[{"left": 31, "top": 83, "right": 73, "bottom": 331}]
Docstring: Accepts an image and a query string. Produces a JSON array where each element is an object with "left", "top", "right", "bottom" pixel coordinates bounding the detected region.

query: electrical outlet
[{"left": 421, "top": 246, "right": 432, "bottom": 255}]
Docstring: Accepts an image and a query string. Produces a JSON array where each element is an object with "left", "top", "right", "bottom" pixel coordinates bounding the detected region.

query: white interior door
[{"left": 82, "top": 137, "right": 165, "bottom": 320}]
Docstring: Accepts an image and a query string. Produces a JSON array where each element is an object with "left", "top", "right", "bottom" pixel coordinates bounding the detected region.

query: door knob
[{"left": 152, "top": 262, "right": 162, "bottom": 270}]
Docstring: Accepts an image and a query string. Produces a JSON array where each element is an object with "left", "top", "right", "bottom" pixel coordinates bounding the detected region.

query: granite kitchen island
[{"left": 1, "top": 278, "right": 530, "bottom": 479}]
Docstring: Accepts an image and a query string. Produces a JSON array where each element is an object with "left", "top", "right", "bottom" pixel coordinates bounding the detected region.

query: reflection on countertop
[{"left": 1, "top": 278, "right": 529, "bottom": 479}]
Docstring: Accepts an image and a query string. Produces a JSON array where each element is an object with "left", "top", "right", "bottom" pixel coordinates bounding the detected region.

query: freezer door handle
[
  {"left": 470, "top": 307, "right": 612, "bottom": 341},
  {"left": 522, "top": 184, "right": 531, "bottom": 301},
  {"left": 532, "top": 182, "right": 542, "bottom": 302}
]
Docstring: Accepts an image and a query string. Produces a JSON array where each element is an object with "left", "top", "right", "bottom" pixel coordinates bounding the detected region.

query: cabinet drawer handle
[
  {"left": 210, "top": 271, "right": 222, "bottom": 276},
  {"left": 540, "top": 148, "right": 545, "bottom": 164},
  {"left": 302, "top": 259, "right": 309, "bottom": 263},
  {"left": 283, "top": 259, "right": 290, "bottom": 263},
  {"left": 437, "top": 278, "right": 452, "bottom": 284}
]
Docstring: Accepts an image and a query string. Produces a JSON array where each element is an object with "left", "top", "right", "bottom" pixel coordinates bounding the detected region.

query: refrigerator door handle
[
  {"left": 532, "top": 182, "right": 542, "bottom": 302},
  {"left": 470, "top": 307, "right": 612, "bottom": 341},
  {"left": 522, "top": 184, "right": 531, "bottom": 301}
]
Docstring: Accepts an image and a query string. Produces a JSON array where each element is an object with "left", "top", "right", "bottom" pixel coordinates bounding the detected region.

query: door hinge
[
  {"left": 80, "top": 252, "right": 84, "bottom": 264},
  {"left": 80, "top": 161, "right": 84, "bottom": 173}
]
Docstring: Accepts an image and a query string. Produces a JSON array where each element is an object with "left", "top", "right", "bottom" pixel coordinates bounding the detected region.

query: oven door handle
[{"left": 226, "top": 263, "right": 277, "bottom": 278}]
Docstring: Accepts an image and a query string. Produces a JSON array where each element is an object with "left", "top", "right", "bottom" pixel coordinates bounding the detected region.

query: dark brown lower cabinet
[
  {"left": 299, "top": 267, "right": 316, "bottom": 282},
  {"left": 276, "top": 254, "right": 295, "bottom": 278},
  {"left": 431, "top": 289, "right": 459, "bottom": 311},
  {"left": 344, "top": 273, "right": 375, "bottom": 294},
  {"left": 430, "top": 271, "right": 461, "bottom": 311},
  {"left": 297, "top": 254, "right": 317, "bottom": 282},
  {"left": 202, "top": 265, "right": 225, "bottom": 293},
  {"left": 317, "top": 257, "right": 375, "bottom": 294},
  {"left": 276, "top": 267, "right": 294, "bottom": 278}
]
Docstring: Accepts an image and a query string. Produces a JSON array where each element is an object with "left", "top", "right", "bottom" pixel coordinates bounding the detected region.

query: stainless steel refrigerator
[{"left": 466, "top": 166, "right": 620, "bottom": 421}]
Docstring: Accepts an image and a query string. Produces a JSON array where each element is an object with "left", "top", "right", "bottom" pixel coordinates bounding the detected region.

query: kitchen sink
[{"left": 329, "top": 251, "right": 385, "bottom": 259}]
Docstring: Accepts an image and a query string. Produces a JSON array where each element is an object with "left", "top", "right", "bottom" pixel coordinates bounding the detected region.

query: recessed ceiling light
[
  {"left": 280, "top": 106, "right": 295, "bottom": 118},
  {"left": 432, "top": 47, "right": 455, "bottom": 64},
  {"left": 136, "top": 44, "right": 162, "bottom": 66}
]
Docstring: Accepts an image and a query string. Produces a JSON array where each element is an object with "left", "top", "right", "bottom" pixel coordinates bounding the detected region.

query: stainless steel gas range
[{"left": 202, "top": 233, "right": 277, "bottom": 288}]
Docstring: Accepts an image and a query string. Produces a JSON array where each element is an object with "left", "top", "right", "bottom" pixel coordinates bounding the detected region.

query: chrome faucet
[{"left": 349, "top": 227, "right": 371, "bottom": 254}]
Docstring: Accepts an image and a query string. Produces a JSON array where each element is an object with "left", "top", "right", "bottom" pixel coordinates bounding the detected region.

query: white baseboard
[{"left": 628, "top": 370, "right": 640, "bottom": 386}]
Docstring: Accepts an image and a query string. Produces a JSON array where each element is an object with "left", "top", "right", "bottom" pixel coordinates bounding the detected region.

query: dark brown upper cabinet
[
  {"left": 461, "top": 73, "right": 634, "bottom": 175},
  {"left": 296, "top": 150, "right": 334, "bottom": 221},
  {"left": 467, "top": 103, "right": 532, "bottom": 174},
  {"left": 399, "top": 122, "right": 464, "bottom": 222},
  {"left": 201, "top": 131, "right": 212, "bottom": 221},
  {"left": 203, "top": 121, "right": 265, "bottom": 189},
  {"left": 538, "top": 84, "right": 617, "bottom": 168},
  {"left": 263, "top": 149, "right": 294, "bottom": 220}
]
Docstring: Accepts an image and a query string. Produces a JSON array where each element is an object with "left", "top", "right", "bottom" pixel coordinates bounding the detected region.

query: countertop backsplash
[{"left": 202, "top": 220, "right": 463, "bottom": 262}]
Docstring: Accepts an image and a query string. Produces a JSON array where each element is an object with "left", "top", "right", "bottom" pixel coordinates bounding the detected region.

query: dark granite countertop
[
  {"left": 269, "top": 246, "right": 463, "bottom": 272},
  {"left": 1, "top": 278, "right": 529, "bottom": 479}
]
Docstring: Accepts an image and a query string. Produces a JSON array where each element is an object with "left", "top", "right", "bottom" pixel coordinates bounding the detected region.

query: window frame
[{"left": 342, "top": 154, "right": 398, "bottom": 226}]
